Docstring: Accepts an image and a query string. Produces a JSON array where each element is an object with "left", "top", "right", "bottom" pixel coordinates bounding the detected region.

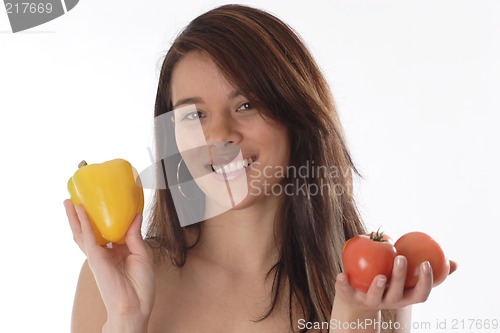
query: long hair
[{"left": 147, "top": 4, "right": 395, "bottom": 332}]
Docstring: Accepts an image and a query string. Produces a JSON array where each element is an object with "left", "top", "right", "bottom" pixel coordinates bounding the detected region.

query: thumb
[
  {"left": 335, "top": 273, "right": 356, "bottom": 299},
  {"left": 125, "top": 214, "right": 149, "bottom": 258}
]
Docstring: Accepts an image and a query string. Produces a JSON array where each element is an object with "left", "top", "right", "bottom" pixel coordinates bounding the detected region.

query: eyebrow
[
  {"left": 173, "top": 97, "right": 204, "bottom": 109},
  {"left": 172, "top": 90, "right": 243, "bottom": 109}
]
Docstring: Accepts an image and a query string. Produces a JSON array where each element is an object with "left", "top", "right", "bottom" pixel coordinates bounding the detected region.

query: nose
[{"left": 205, "top": 113, "right": 241, "bottom": 147}]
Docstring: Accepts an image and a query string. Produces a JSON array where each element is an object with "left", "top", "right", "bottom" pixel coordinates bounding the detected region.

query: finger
[
  {"left": 383, "top": 256, "right": 407, "bottom": 304},
  {"left": 63, "top": 199, "right": 85, "bottom": 253},
  {"left": 74, "top": 205, "right": 100, "bottom": 255},
  {"left": 406, "top": 261, "right": 433, "bottom": 304},
  {"left": 334, "top": 273, "right": 357, "bottom": 300},
  {"left": 125, "top": 213, "right": 150, "bottom": 259},
  {"left": 449, "top": 260, "right": 458, "bottom": 275},
  {"left": 365, "top": 275, "right": 387, "bottom": 308}
]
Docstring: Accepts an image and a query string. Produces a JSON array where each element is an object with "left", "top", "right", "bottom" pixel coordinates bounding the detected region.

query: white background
[{"left": 1, "top": 1, "right": 499, "bottom": 332}]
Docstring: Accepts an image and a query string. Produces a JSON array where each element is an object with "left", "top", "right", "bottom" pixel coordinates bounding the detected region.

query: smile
[{"left": 211, "top": 156, "right": 257, "bottom": 174}]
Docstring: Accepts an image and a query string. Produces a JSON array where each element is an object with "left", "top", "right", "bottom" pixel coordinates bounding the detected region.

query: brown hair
[{"left": 147, "top": 4, "right": 395, "bottom": 332}]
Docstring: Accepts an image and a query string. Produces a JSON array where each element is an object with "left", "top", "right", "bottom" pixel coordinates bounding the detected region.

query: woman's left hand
[{"left": 329, "top": 257, "right": 457, "bottom": 331}]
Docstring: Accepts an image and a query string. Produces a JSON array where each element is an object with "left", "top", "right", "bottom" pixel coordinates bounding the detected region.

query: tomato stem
[{"left": 370, "top": 227, "right": 387, "bottom": 242}]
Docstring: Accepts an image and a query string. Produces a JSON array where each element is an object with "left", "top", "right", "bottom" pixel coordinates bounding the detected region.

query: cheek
[
  {"left": 270, "top": 128, "right": 290, "bottom": 161},
  {"left": 254, "top": 115, "right": 287, "bottom": 141},
  {"left": 175, "top": 124, "right": 207, "bottom": 152}
]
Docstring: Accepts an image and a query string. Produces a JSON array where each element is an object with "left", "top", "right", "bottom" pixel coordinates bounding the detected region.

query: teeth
[
  {"left": 212, "top": 157, "right": 255, "bottom": 174},
  {"left": 213, "top": 165, "right": 223, "bottom": 174}
]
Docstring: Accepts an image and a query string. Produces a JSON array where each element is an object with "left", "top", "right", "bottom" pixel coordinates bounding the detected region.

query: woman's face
[{"left": 170, "top": 51, "right": 290, "bottom": 214}]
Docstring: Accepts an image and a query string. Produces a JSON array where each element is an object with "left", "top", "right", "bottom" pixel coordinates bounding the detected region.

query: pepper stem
[{"left": 78, "top": 160, "right": 88, "bottom": 168}]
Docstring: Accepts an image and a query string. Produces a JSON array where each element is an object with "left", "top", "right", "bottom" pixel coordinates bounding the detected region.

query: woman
[{"left": 64, "top": 5, "right": 456, "bottom": 332}]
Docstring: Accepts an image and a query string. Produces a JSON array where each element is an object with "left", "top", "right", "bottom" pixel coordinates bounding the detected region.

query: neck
[{"left": 189, "top": 195, "right": 283, "bottom": 276}]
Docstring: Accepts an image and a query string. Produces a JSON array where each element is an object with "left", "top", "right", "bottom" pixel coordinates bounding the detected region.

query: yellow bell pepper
[{"left": 67, "top": 159, "right": 144, "bottom": 245}]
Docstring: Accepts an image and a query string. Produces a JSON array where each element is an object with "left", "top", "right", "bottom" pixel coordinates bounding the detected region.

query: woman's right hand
[{"left": 64, "top": 200, "right": 156, "bottom": 332}]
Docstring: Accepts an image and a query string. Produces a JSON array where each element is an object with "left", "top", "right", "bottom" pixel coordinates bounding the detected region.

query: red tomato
[
  {"left": 342, "top": 231, "right": 397, "bottom": 292},
  {"left": 394, "top": 232, "right": 450, "bottom": 289}
]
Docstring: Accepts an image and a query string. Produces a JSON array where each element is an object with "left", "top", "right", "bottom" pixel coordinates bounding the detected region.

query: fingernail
[
  {"left": 396, "top": 256, "right": 406, "bottom": 269},
  {"left": 377, "top": 277, "right": 387, "bottom": 288},
  {"left": 337, "top": 274, "right": 346, "bottom": 284},
  {"left": 422, "top": 261, "right": 431, "bottom": 274}
]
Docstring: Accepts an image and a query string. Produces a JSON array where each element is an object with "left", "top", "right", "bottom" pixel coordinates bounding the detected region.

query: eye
[
  {"left": 237, "top": 102, "right": 252, "bottom": 112},
  {"left": 181, "top": 110, "right": 204, "bottom": 121}
]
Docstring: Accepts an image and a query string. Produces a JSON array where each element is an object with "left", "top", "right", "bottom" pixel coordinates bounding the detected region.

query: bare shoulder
[{"left": 71, "top": 260, "right": 107, "bottom": 333}]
